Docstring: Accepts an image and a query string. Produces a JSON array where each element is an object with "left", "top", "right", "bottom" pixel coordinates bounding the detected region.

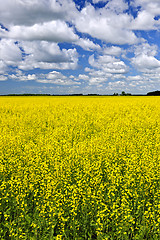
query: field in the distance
[{"left": 0, "top": 96, "right": 160, "bottom": 240}]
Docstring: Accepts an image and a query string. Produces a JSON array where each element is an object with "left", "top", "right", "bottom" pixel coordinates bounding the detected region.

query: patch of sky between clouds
[
  {"left": 124, "top": 0, "right": 141, "bottom": 18},
  {"left": 0, "top": 23, "right": 9, "bottom": 32},
  {"left": 73, "top": 0, "right": 108, "bottom": 10}
]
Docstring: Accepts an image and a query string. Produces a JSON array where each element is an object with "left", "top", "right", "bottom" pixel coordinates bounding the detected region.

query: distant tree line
[
  {"left": 147, "top": 90, "right": 160, "bottom": 96},
  {"left": 113, "top": 91, "right": 131, "bottom": 96},
  {"left": 1, "top": 90, "right": 160, "bottom": 96},
  {"left": 5, "top": 94, "right": 52, "bottom": 96}
]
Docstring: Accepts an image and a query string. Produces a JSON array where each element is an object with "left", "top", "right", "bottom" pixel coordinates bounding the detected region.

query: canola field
[{"left": 0, "top": 96, "right": 160, "bottom": 240}]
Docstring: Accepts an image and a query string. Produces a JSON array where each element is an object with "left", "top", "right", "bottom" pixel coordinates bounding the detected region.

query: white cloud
[
  {"left": 85, "top": 46, "right": 129, "bottom": 85},
  {"left": 146, "top": 1, "right": 160, "bottom": 16},
  {"left": 21, "top": 41, "right": 71, "bottom": 63},
  {"left": 0, "top": 0, "right": 78, "bottom": 26},
  {"left": 78, "top": 74, "right": 89, "bottom": 80},
  {"left": 0, "top": 39, "right": 78, "bottom": 71},
  {"left": 0, "top": 0, "right": 146, "bottom": 49},
  {"left": 0, "top": 39, "right": 22, "bottom": 73},
  {"left": 127, "top": 75, "right": 143, "bottom": 81},
  {"left": 134, "top": 43, "right": 158, "bottom": 57},
  {"left": 92, "top": 0, "right": 128, "bottom": 14},
  {"left": 38, "top": 71, "right": 80, "bottom": 85},
  {"left": 92, "top": 0, "right": 104, "bottom": 3},
  {"left": 143, "top": 73, "right": 160, "bottom": 80},
  {"left": 131, "top": 11, "right": 157, "bottom": 30},
  {"left": 89, "top": 54, "right": 128, "bottom": 74},
  {"left": 0, "top": 21, "right": 78, "bottom": 43},
  {"left": 76, "top": 38, "right": 101, "bottom": 51},
  {"left": 133, "top": 0, "right": 160, "bottom": 15},
  {"left": 27, "top": 74, "right": 36, "bottom": 81},
  {"left": 0, "top": 61, "right": 8, "bottom": 74},
  {"left": 88, "top": 72, "right": 111, "bottom": 85},
  {"left": 85, "top": 67, "right": 94, "bottom": 72},
  {"left": 130, "top": 0, "right": 160, "bottom": 30},
  {"left": 10, "top": 73, "right": 37, "bottom": 81},
  {"left": 8, "top": 70, "right": 81, "bottom": 86},
  {"left": 0, "top": 75, "right": 8, "bottom": 81},
  {"left": 103, "top": 46, "right": 122, "bottom": 56},
  {"left": 131, "top": 43, "right": 160, "bottom": 73},
  {"left": 107, "top": 80, "right": 126, "bottom": 89},
  {"left": 0, "top": 39, "right": 22, "bottom": 65},
  {"left": 111, "top": 74, "right": 126, "bottom": 80},
  {"left": 19, "top": 41, "right": 78, "bottom": 70},
  {"left": 0, "top": 20, "right": 102, "bottom": 53},
  {"left": 89, "top": 70, "right": 110, "bottom": 77},
  {"left": 86, "top": 69, "right": 125, "bottom": 85},
  {"left": 105, "top": 0, "right": 128, "bottom": 13},
  {"left": 83, "top": 68, "right": 116, "bottom": 85},
  {"left": 69, "top": 75, "right": 74, "bottom": 79},
  {"left": 132, "top": 54, "right": 160, "bottom": 72},
  {"left": 47, "top": 71, "right": 66, "bottom": 80},
  {"left": 74, "top": 4, "right": 138, "bottom": 45}
]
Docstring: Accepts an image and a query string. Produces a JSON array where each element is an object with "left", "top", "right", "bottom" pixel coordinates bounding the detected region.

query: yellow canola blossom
[{"left": 0, "top": 96, "right": 160, "bottom": 239}]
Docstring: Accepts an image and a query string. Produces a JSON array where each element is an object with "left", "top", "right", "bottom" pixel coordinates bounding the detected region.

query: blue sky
[{"left": 1, "top": 0, "right": 160, "bottom": 95}]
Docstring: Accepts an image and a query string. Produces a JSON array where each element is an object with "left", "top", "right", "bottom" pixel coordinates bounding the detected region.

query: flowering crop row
[{"left": 0, "top": 96, "right": 160, "bottom": 239}]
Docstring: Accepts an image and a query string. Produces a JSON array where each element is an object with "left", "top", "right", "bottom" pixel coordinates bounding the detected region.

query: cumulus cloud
[
  {"left": 78, "top": 74, "right": 89, "bottom": 80},
  {"left": 0, "top": 21, "right": 78, "bottom": 43},
  {"left": 0, "top": 0, "right": 78, "bottom": 26},
  {"left": 134, "top": 43, "right": 158, "bottom": 57},
  {"left": 133, "top": 0, "right": 160, "bottom": 15},
  {"left": 8, "top": 70, "right": 81, "bottom": 86},
  {"left": 74, "top": 4, "right": 138, "bottom": 45},
  {"left": 39, "top": 71, "right": 80, "bottom": 85},
  {"left": 0, "top": 61, "right": 8, "bottom": 74},
  {"left": 85, "top": 67, "right": 94, "bottom": 72},
  {"left": 92, "top": 0, "right": 128, "bottom": 14},
  {"left": 0, "top": 39, "right": 78, "bottom": 71},
  {"left": 89, "top": 54, "right": 128, "bottom": 74},
  {"left": 131, "top": 43, "right": 160, "bottom": 73},
  {"left": 88, "top": 70, "right": 112, "bottom": 85},
  {"left": 76, "top": 38, "right": 101, "bottom": 51},
  {"left": 86, "top": 67, "right": 127, "bottom": 85},
  {"left": 127, "top": 75, "right": 143, "bottom": 81},
  {"left": 0, "top": 39, "right": 22, "bottom": 64},
  {"left": 105, "top": 0, "right": 128, "bottom": 13},
  {"left": 20, "top": 41, "right": 76, "bottom": 63},
  {"left": 10, "top": 73, "right": 36, "bottom": 81},
  {"left": 107, "top": 80, "right": 127, "bottom": 90},
  {"left": 0, "top": 0, "right": 146, "bottom": 51},
  {"left": 130, "top": 0, "right": 160, "bottom": 30},
  {"left": 0, "top": 21, "right": 102, "bottom": 53},
  {"left": 0, "top": 0, "right": 156, "bottom": 48},
  {"left": 132, "top": 54, "right": 160, "bottom": 72},
  {"left": 92, "top": 0, "right": 105, "bottom": 4},
  {"left": 111, "top": 74, "right": 126, "bottom": 80},
  {"left": 41, "top": 72, "right": 81, "bottom": 85},
  {"left": 0, "top": 39, "right": 22, "bottom": 73},
  {"left": 131, "top": 11, "right": 158, "bottom": 30},
  {"left": 0, "top": 75, "right": 8, "bottom": 81},
  {"left": 103, "top": 46, "right": 122, "bottom": 56},
  {"left": 85, "top": 46, "right": 129, "bottom": 85},
  {"left": 106, "top": 77, "right": 151, "bottom": 94}
]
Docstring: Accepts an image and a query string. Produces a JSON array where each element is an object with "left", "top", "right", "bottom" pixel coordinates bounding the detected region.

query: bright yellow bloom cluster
[{"left": 0, "top": 96, "right": 160, "bottom": 239}]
